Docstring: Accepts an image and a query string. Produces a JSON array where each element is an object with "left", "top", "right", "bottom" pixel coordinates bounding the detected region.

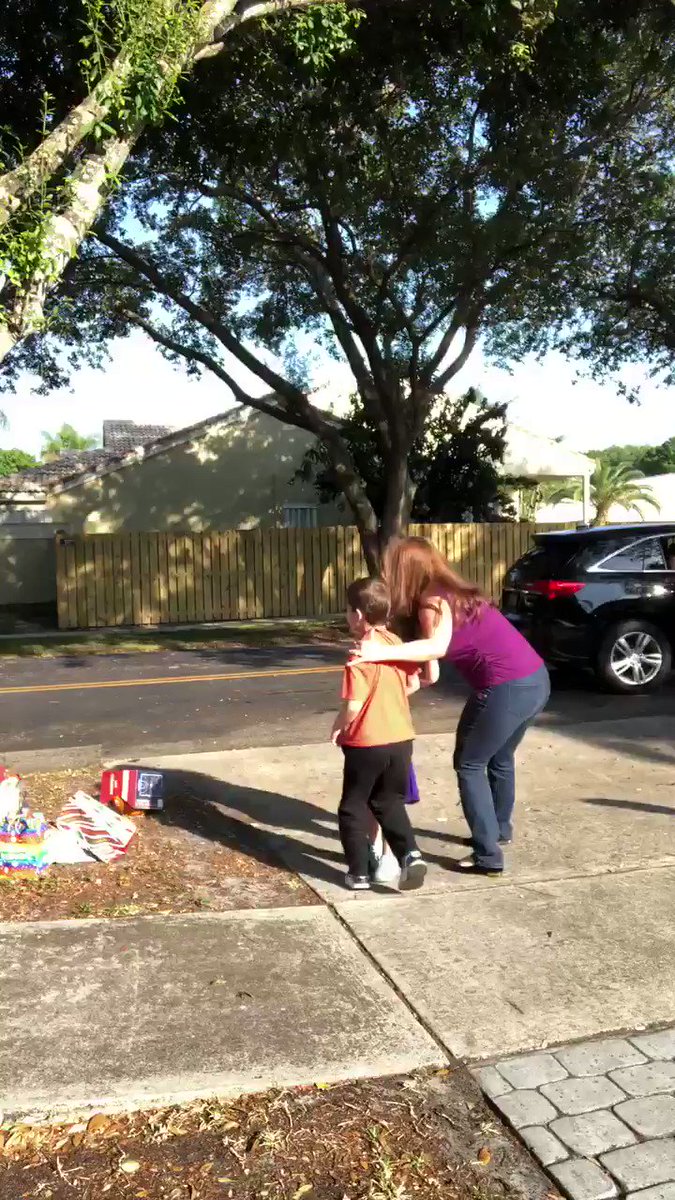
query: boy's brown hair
[{"left": 347, "top": 576, "right": 391, "bottom": 626}]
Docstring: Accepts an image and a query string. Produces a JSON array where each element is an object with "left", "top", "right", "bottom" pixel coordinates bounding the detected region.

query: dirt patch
[
  {"left": 0, "top": 1071, "right": 557, "bottom": 1200},
  {"left": 0, "top": 769, "right": 317, "bottom": 921}
]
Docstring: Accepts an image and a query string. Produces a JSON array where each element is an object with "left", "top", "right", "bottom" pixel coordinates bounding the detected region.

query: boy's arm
[
  {"left": 331, "top": 662, "right": 368, "bottom": 743},
  {"left": 330, "top": 699, "right": 364, "bottom": 744}
]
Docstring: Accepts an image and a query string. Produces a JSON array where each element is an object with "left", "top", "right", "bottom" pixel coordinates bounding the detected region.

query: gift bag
[
  {"left": 406, "top": 763, "right": 421, "bottom": 805},
  {"left": 56, "top": 791, "right": 136, "bottom": 863}
]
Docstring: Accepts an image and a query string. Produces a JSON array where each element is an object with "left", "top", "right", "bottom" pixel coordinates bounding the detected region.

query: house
[
  {"left": 0, "top": 408, "right": 337, "bottom": 608},
  {"left": 0, "top": 405, "right": 594, "bottom": 611},
  {"left": 0, "top": 408, "right": 333, "bottom": 534}
]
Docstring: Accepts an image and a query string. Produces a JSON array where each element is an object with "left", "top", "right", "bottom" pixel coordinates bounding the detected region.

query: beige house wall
[{"left": 48, "top": 410, "right": 344, "bottom": 533}]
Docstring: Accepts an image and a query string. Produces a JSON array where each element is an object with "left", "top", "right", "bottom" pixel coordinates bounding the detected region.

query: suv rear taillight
[{"left": 525, "top": 580, "right": 585, "bottom": 601}]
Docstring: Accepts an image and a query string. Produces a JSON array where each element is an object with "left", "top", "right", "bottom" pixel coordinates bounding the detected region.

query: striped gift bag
[{"left": 56, "top": 791, "right": 136, "bottom": 863}]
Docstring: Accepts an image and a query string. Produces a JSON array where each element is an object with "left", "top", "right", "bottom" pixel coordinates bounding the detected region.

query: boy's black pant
[{"left": 339, "top": 740, "right": 417, "bottom": 877}]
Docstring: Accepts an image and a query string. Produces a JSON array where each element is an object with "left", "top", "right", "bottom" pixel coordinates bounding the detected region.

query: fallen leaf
[
  {"left": 293, "top": 1186, "right": 313, "bottom": 1199},
  {"left": 87, "top": 1113, "right": 112, "bottom": 1135},
  {"left": 314, "top": 1083, "right": 332, "bottom": 1091},
  {"left": 70, "top": 1132, "right": 85, "bottom": 1149},
  {"left": 120, "top": 1159, "right": 141, "bottom": 1174}
]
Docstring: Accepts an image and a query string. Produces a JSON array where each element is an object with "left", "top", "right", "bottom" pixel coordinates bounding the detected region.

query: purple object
[
  {"left": 406, "top": 763, "right": 420, "bottom": 805},
  {"left": 446, "top": 604, "right": 543, "bottom": 690}
]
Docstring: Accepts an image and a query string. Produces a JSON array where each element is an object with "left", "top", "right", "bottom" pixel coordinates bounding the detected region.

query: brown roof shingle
[{"left": 102, "top": 421, "right": 172, "bottom": 451}]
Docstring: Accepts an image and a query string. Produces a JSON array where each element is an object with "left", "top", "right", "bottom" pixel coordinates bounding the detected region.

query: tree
[
  {"left": 638, "top": 437, "right": 675, "bottom": 477},
  {"left": 0, "top": 448, "right": 37, "bottom": 476},
  {"left": 492, "top": 7, "right": 675, "bottom": 390},
  {"left": 40, "top": 423, "right": 97, "bottom": 460},
  {"left": 0, "top": 0, "right": 377, "bottom": 364},
  {"left": 296, "top": 389, "right": 512, "bottom": 522},
  {"left": 588, "top": 437, "right": 675, "bottom": 478},
  {"left": 590, "top": 462, "right": 659, "bottom": 526},
  {"left": 0, "top": 0, "right": 562, "bottom": 365},
  {"left": 3, "top": 2, "right": 673, "bottom": 565}
]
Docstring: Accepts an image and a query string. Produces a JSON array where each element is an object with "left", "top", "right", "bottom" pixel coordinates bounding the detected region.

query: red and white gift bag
[{"left": 56, "top": 792, "right": 136, "bottom": 863}]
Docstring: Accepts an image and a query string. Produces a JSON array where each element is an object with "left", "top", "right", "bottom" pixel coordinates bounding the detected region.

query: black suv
[{"left": 502, "top": 523, "right": 675, "bottom": 692}]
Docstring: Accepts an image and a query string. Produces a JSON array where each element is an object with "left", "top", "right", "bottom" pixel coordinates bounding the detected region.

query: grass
[{"left": 0, "top": 619, "right": 348, "bottom": 658}]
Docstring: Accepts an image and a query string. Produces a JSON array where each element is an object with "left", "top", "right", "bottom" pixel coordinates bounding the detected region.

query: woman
[{"left": 352, "top": 537, "right": 550, "bottom": 875}]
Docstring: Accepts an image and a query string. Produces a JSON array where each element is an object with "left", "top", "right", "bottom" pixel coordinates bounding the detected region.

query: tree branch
[
  {"left": 123, "top": 309, "right": 296, "bottom": 418},
  {"left": 317, "top": 200, "right": 392, "bottom": 403},
  {"left": 97, "top": 228, "right": 309, "bottom": 407},
  {"left": 432, "top": 322, "right": 479, "bottom": 392},
  {"left": 194, "top": 0, "right": 353, "bottom": 61}
]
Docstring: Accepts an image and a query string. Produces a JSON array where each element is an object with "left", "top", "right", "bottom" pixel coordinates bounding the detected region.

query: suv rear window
[
  {"left": 506, "top": 540, "right": 577, "bottom": 583},
  {"left": 591, "top": 536, "right": 669, "bottom": 573}
]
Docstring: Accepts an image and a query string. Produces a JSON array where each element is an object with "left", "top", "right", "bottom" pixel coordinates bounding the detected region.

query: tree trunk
[
  {"left": 0, "top": 49, "right": 134, "bottom": 228},
  {"left": 379, "top": 445, "right": 413, "bottom": 555},
  {"left": 1, "top": 132, "right": 140, "bottom": 361}
]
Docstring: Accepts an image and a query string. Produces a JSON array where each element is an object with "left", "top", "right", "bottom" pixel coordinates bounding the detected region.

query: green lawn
[{"left": 0, "top": 619, "right": 348, "bottom": 657}]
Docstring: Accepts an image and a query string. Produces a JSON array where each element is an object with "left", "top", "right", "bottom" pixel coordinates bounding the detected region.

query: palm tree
[
  {"left": 590, "top": 462, "right": 659, "bottom": 526},
  {"left": 523, "top": 466, "right": 659, "bottom": 525},
  {"left": 41, "top": 424, "right": 98, "bottom": 461}
]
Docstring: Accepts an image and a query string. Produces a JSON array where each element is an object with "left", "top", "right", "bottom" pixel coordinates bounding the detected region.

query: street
[{"left": 2, "top": 643, "right": 675, "bottom": 764}]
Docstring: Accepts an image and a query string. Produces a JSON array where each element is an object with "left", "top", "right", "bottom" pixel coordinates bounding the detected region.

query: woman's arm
[
  {"left": 353, "top": 596, "right": 453, "bottom": 664},
  {"left": 420, "top": 659, "right": 440, "bottom": 687}
]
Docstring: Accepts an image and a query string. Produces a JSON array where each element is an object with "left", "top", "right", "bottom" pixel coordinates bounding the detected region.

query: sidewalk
[
  {"left": 145, "top": 713, "right": 675, "bottom": 1060},
  {"left": 2, "top": 713, "right": 674, "bottom": 1128},
  {"left": 0, "top": 907, "right": 443, "bottom": 1120}
]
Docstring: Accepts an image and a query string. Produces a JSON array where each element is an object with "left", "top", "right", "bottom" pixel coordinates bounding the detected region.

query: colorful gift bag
[
  {"left": 56, "top": 792, "right": 136, "bottom": 863},
  {"left": 406, "top": 763, "right": 421, "bottom": 805}
]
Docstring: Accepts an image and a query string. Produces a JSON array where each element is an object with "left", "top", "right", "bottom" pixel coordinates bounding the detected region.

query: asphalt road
[{"left": 2, "top": 644, "right": 675, "bottom": 768}]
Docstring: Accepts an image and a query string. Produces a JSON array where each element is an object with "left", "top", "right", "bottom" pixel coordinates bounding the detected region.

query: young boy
[{"left": 331, "top": 576, "right": 427, "bottom": 892}]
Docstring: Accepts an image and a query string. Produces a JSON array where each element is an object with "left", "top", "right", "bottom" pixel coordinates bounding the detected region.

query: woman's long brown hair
[{"left": 383, "top": 536, "right": 486, "bottom": 632}]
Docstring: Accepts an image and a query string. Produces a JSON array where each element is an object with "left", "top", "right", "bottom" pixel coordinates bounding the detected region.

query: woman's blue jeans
[{"left": 453, "top": 665, "right": 551, "bottom": 869}]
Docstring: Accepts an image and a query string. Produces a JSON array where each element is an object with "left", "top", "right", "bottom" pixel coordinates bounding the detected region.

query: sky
[{"left": 1, "top": 328, "right": 673, "bottom": 458}]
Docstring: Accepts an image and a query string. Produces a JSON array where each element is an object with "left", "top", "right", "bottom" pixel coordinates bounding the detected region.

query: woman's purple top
[{"left": 446, "top": 603, "right": 544, "bottom": 690}]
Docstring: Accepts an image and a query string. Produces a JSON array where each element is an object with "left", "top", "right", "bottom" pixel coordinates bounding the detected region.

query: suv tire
[{"left": 596, "top": 619, "right": 672, "bottom": 693}]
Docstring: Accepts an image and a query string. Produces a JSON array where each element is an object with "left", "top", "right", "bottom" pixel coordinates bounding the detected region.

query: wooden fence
[{"left": 55, "top": 523, "right": 549, "bottom": 630}]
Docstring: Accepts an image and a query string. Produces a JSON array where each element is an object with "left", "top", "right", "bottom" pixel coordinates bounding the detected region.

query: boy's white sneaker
[
  {"left": 399, "top": 850, "right": 427, "bottom": 891},
  {"left": 372, "top": 848, "right": 400, "bottom": 885}
]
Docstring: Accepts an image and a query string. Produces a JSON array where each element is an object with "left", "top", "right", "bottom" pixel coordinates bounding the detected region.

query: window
[
  {"left": 282, "top": 504, "right": 319, "bottom": 529},
  {"left": 594, "top": 536, "right": 674, "bottom": 573},
  {"left": 644, "top": 538, "right": 667, "bottom": 571},
  {"left": 660, "top": 537, "right": 675, "bottom": 571},
  {"left": 594, "top": 540, "right": 647, "bottom": 573}
]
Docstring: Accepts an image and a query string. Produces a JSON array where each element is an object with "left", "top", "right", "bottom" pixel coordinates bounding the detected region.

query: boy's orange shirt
[{"left": 341, "top": 629, "right": 417, "bottom": 748}]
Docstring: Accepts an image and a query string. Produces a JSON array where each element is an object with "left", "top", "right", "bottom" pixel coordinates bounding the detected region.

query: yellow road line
[{"left": 0, "top": 664, "right": 342, "bottom": 697}]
